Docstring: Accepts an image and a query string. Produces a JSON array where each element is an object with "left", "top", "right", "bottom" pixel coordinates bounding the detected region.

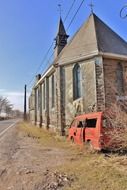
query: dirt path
[{"left": 0, "top": 125, "right": 72, "bottom": 190}]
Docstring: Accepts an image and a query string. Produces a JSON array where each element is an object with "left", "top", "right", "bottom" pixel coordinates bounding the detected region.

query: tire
[
  {"left": 71, "top": 136, "right": 74, "bottom": 143},
  {"left": 85, "top": 141, "right": 95, "bottom": 152}
]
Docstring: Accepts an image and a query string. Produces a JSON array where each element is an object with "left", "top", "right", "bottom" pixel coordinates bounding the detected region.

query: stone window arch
[
  {"left": 116, "top": 62, "right": 124, "bottom": 95},
  {"left": 52, "top": 75, "right": 55, "bottom": 107},
  {"left": 73, "top": 63, "right": 81, "bottom": 100}
]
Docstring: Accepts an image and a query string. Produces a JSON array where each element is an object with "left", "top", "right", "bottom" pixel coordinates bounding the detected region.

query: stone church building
[{"left": 29, "top": 13, "right": 127, "bottom": 134}]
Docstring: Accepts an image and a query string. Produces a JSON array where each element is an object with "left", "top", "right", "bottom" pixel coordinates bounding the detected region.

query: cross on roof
[
  {"left": 89, "top": 1, "right": 94, "bottom": 13},
  {"left": 58, "top": 4, "right": 62, "bottom": 17}
]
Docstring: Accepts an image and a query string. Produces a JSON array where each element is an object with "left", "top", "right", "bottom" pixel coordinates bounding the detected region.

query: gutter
[
  {"left": 34, "top": 65, "right": 55, "bottom": 88},
  {"left": 99, "top": 52, "right": 127, "bottom": 61}
]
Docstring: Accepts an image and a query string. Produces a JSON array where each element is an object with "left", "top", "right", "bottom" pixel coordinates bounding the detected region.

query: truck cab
[{"left": 68, "top": 112, "right": 105, "bottom": 150}]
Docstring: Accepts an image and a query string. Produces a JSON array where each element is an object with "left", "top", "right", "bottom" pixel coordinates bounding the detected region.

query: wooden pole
[{"left": 24, "top": 84, "right": 27, "bottom": 121}]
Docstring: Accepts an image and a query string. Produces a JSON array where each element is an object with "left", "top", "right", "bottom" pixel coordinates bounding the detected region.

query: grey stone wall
[
  {"left": 48, "top": 73, "right": 57, "bottom": 128},
  {"left": 41, "top": 80, "right": 47, "bottom": 127},
  {"left": 82, "top": 59, "right": 97, "bottom": 113},
  {"left": 64, "top": 58, "right": 97, "bottom": 126},
  {"left": 103, "top": 58, "right": 127, "bottom": 108},
  {"left": 30, "top": 56, "right": 127, "bottom": 133},
  {"left": 95, "top": 56, "right": 105, "bottom": 111}
]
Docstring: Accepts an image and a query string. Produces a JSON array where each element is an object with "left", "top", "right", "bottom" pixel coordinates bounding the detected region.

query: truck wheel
[
  {"left": 86, "top": 141, "right": 94, "bottom": 152},
  {"left": 71, "top": 137, "right": 74, "bottom": 143}
]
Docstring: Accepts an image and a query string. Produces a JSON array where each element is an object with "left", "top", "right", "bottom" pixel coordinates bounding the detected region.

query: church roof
[
  {"left": 57, "top": 13, "right": 127, "bottom": 64},
  {"left": 94, "top": 14, "right": 127, "bottom": 55}
]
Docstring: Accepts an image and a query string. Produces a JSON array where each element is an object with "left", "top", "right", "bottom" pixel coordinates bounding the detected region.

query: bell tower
[{"left": 54, "top": 17, "right": 69, "bottom": 59}]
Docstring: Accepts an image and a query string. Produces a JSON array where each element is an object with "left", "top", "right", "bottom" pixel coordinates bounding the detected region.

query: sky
[{"left": 0, "top": 0, "right": 127, "bottom": 111}]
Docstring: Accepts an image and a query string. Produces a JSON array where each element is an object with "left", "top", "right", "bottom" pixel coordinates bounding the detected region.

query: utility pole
[{"left": 24, "top": 84, "right": 27, "bottom": 121}]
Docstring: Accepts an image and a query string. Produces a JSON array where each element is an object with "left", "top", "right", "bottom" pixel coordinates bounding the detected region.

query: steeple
[{"left": 54, "top": 17, "right": 69, "bottom": 58}]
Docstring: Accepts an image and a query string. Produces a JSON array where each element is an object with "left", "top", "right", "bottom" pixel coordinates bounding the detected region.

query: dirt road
[{"left": 0, "top": 124, "right": 73, "bottom": 190}]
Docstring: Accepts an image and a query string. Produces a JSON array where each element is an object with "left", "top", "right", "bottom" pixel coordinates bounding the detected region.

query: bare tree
[
  {"left": 0, "top": 96, "right": 7, "bottom": 114},
  {"left": 0, "top": 96, "right": 13, "bottom": 119}
]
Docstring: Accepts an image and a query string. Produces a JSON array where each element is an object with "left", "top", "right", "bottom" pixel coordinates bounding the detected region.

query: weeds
[{"left": 18, "top": 122, "right": 127, "bottom": 190}]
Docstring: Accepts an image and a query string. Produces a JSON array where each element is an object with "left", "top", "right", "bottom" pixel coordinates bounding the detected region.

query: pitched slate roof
[
  {"left": 94, "top": 14, "right": 127, "bottom": 55},
  {"left": 57, "top": 13, "right": 127, "bottom": 64}
]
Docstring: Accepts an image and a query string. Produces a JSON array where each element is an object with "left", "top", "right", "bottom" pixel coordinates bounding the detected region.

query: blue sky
[{"left": 0, "top": 0, "right": 127, "bottom": 110}]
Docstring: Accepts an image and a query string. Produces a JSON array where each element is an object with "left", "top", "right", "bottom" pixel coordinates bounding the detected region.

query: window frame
[{"left": 73, "top": 63, "right": 81, "bottom": 100}]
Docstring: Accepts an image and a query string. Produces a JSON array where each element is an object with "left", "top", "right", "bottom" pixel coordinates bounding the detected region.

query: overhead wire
[
  {"left": 27, "top": 0, "right": 85, "bottom": 88},
  {"left": 66, "top": 0, "right": 85, "bottom": 31},
  {"left": 27, "top": 0, "right": 77, "bottom": 88},
  {"left": 45, "top": 0, "right": 85, "bottom": 71},
  {"left": 64, "top": 0, "right": 77, "bottom": 22},
  {"left": 27, "top": 41, "right": 54, "bottom": 86}
]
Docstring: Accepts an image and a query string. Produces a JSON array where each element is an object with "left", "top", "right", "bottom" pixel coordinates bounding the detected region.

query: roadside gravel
[{"left": 0, "top": 125, "right": 73, "bottom": 190}]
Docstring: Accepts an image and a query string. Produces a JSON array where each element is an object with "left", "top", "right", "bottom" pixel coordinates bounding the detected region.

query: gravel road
[{"left": 0, "top": 124, "right": 73, "bottom": 190}]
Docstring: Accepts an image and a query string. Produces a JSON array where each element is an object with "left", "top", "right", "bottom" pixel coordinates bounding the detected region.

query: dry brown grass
[
  {"left": 18, "top": 122, "right": 73, "bottom": 149},
  {"left": 19, "top": 122, "right": 127, "bottom": 190},
  {"left": 61, "top": 154, "right": 127, "bottom": 190}
]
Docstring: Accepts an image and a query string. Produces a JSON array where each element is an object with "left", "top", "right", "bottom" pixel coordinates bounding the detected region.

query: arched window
[
  {"left": 116, "top": 62, "right": 124, "bottom": 95},
  {"left": 52, "top": 75, "right": 55, "bottom": 107},
  {"left": 73, "top": 64, "right": 81, "bottom": 100}
]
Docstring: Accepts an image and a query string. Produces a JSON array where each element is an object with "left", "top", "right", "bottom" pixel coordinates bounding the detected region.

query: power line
[
  {"left": 41, "top": 0, "right": 85, "bottom": 74},
  {"left": 45, "top": 0, "right": 85, "bottom": 68},
  {"left": 38, "top": 0, "right": 79, "bottom": 75},
  {"left": 64, "top": 0, "right": 77, "bottom": 22},
  {"left": 27, "top": 0, "right": 77, "bottom": 88},
  {"left": 120, "top": 5, "right": 127, "bottom": 19},
  {"left": 27, "top": 0, "right": 85, "bottom": 88},
  {"left": 67, "top": 0, "right": 85, "bottom": 31},
  {"left": 27, "top": 41, "right": 54, "bottom": 86}
]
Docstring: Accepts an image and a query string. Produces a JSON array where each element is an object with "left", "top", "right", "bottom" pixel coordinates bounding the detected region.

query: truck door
[
  {"left": 74, "top": 121, "right": 84, "bottom": 144},
  {"left": 85, "top": 118, "right": 97, "bottom": 143}
]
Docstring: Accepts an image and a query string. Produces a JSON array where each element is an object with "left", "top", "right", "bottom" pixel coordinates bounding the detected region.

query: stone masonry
[{"left": 29, "top": 13, "right": 127, "bottom": 134}]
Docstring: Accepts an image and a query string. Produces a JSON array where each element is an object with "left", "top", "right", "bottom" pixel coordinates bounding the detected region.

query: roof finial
[
  {"left": 89, "top": 1, "right": 94, "bottom": 13},
  {"left": 58, "top": 4, "right": 62, "bottom": 17}
]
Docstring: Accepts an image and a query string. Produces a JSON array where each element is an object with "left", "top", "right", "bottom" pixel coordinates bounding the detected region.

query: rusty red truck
[{"left": 68, "top": 112, "right": 123, "bottom": 151}]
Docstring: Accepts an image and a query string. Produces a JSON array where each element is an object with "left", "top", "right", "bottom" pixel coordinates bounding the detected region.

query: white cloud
[
  {"left": 0, "top": 89, "right": 6, "bottom": 92},
  {"left": 0, "top": 89, "right": 30, "bottom": 111}
]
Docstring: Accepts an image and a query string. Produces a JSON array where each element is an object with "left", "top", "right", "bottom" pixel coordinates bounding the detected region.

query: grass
[
  {"left": 18, "top": 122, "right": 71, "bottom": 149},
  {"left": 61, "top": 155, "right": 127, "bottom": 190},
  {"left": 19, "top": 122, "right": 127, "bottom": 190}
]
